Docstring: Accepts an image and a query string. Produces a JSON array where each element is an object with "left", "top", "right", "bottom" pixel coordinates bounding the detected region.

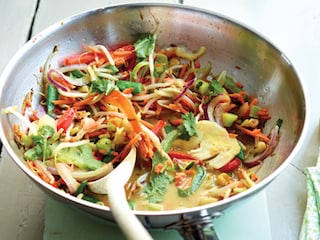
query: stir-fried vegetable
[{"left": 5, "top": 33, "right": 281, "bottom": 211}]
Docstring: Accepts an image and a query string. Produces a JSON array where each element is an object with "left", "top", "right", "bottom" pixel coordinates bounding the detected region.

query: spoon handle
[{"left": 107, "top": 176, "right": 153, "bottom": 240}]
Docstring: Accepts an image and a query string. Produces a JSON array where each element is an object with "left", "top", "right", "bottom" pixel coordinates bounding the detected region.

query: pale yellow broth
[{"left": 92, "top": 167, "right": 218, "bottom": 211}]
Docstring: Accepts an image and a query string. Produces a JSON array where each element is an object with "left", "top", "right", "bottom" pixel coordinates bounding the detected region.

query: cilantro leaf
[
  {"left": 144, "top": 173, "right": 174, "bottom": 203},
  {"left": 25, "top": 125, "right": 55, "bottom": 161},
  {"left": 144, "top": 114, "right": 198, "bottom": 203},
  {"left": 177, "top": 113, "right": 198, "bottom": 140},
  {"left": 91, "top": 79, "right": 116, "bottom": 94},
  {"left": 134, "top": 33, "right": 156, "bottom": 60},
  {"left": 143, "top": 130, "right": 179, "bottom": 203},
  {"left": 38, "top": 125, "right": 55, "bottom": 141},
  {"left": 208, "top": 80, "right": 224, "bottom": 97}
]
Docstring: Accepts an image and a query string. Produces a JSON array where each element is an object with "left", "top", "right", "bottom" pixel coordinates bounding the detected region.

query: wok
[{"left": 0, "top": 3, "right": 309, "bottom": 239}]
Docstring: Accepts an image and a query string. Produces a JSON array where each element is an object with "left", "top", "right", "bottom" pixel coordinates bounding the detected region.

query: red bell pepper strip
[
  {"left": 218, "top": 157, "right": 241, "bottom": 173},
  {"left": 64, "top": 52, "right": 106, "bottom": 65},
  {"left": 57, "top": 108, "right": 75, "bottom": 132}
]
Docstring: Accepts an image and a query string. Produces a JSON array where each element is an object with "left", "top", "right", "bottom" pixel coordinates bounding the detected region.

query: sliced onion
[
  {"left": 144, "top": 79, "right": 176, "bottom": 91},
  {"left": 57, "top": 88, "right": 88, "bottom": 98},
  {"left": 55, "top": 162, "right": 80, "bottom": 194},
  {"left": 132, "top": 92, "right": 157, "bottom": 101},
  {"left": 207, "top": 181, "right": 239, "bottom": 198},
  {"left": 4, "top": 106, "right": 37, "bottom": 135},
  {"left": 243, "top": 125, "right": 279, "bottom": 167},
  {"left": 94, "top": 45, "right": 115, "bottom": 66},
  {"left": 47, "top": 69, "right": 71, "bottom": 92},
  {"left": 206, "top": 94, "right": 231, "bottom": 125},
  {"left": 59, "top": 64, "right": 88, "bottom": 73},
  {"left": 72, "top": 163, "right": 113, "bottom": 181},
  {"left": 173, "top": 78, "right": 195, "bottom": 101}
]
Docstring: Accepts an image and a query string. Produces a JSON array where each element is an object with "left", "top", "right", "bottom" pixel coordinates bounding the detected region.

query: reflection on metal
[{"left": 166, "top": 210, "right": 223, "bottom": 240}]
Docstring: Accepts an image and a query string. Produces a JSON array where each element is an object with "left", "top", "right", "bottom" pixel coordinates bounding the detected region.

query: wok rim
[{"left": 0, "top": 2, "right": 310, "bottom": 217}]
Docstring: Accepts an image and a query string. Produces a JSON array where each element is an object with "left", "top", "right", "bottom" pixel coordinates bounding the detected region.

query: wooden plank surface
[{"left": 0, "top": 0, "right": 38, "bottom": 72}]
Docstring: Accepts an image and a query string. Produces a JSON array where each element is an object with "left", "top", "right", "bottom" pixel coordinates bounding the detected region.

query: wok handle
[{"left": 166, "top": 211, "right": 223, "bottom": 240}]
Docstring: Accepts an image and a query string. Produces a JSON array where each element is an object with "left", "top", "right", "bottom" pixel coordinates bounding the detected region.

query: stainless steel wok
[{"left": 0, "top": 3, "right": 309, "bottom": 239}]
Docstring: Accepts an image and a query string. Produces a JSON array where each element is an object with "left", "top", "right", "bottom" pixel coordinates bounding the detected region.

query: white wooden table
[{"left": 0, "top": 1, "right": 319, "bottom": 239}]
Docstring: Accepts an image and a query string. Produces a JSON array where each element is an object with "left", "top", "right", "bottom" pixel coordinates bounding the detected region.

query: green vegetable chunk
[
  {"left": 223, "top": 75, "right": 242, "bottom": 93},
  {"left": 208, "top": 80, "right": 224, "bottom": 97},
  {"left": 222, "top": 112, "right": 238, "bottom": 127},
  {"left": 74, "top": 180, "right": 88, "bottom": 196},
  {"left": 116, "top": 80, "right": 143, "bottom": 94},
  {"left": 194, "top": 79, "right": 210, "bottom": 96},
  {"left": 249, "top": 105, "right": 261, "bottom": 118},
  {"left": 91, "top": 79, "right": 115, "bottom": 94},
  {"left": 134, "top": 33, "right": 156, "bottom": 60},
  {"left": 70, "top": 69, "right": 85, "bottom": 78},
  {"left": 178, "top": 165, "right": 206, "bottom": 197},
  {"left": 154, "top": 53, "right": 168, "bottom": 77},
  {"left": 96, "top": 138, "right": 112, "bottom": 154},
  {"left": 46, "top": 84, "right": 58, "bottom": 116},
  {"left": 56, "top": 144, "right": 103, "bottom": 170}
]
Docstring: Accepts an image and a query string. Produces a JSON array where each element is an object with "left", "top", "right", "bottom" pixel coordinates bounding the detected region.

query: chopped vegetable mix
[{"left": 5, "top": 33, "right": 281, "bottom": 211}]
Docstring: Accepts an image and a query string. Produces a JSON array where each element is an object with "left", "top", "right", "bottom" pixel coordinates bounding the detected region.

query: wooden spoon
[{"left": 87, "top": 147, "right": 153, "bottom": 240}]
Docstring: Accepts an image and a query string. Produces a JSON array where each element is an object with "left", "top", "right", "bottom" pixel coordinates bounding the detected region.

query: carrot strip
[
  {"left": 138, "top": 133, "right": 154, "bottom": 159},
  {"left": 84, "top": 129, "right": 108, "bottom": 139},
  {"left": 64, "top": 52, "right": 105, "bottom": 65},
  {"left": 152, "top": 119, "right": 165, "bottom": 135},
  {"left": 249, "top": 97, "right": 259, "bottom": 106},
  {"left": 229, "top": 92, "right": 246, "bottom": 104},
  {"left": 169, "top": 151, "right": 197, "bottom": 160},
  {"left": 112, "top": 51, "right": 134, "bottom": 57},
  {"left": 168, "top": 103, "right": 188, "bottom": 114},
  {"left": 235, "top": 124, "right": 270, "bottom": 143},
  {"left": 122, "top": 88, "right": 134, "bottom": 94},
  {"left": 179, "top": 97, "right": 195, "bottom": 112},
  {"left": 250, "top": 173, "right": 259, "bottom": 182},
  {"left": 111, "top": 133, "right": 141, "bottom": 164},
  {"left": 103, "top": 90, "right": 142, "bottom": 134},
  {"left": 139, "top": 119, "right": 155, "bottom": 130},
  {"left": 179, "top": 64, "right": 188, "bottom": 78},
  {"left": 52, "top": 98, "right": 76, "bottom": 105},
  {"left": 26, "top": 161, "right": 54, "bottom": 185},
  {"left": 185, "top": 169, "right": 196, "bottom": 176},
  {"left": 159, "top": 49, "right": 177, "bottom": 58},
  {"left": 73, "top": 93, "right": 99, "bottom": 108},
  {"left": 154, "top": 163, "right": 164, "bottom": 174},
  {"left": 155, "top": 104, "right": 163, "bottom": 115},
  {"left": 170, "top": 118, "right": 183, "bottom": 126},
  {"left": 228, "top": 133, "right": 238, "bottom": 138}
]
